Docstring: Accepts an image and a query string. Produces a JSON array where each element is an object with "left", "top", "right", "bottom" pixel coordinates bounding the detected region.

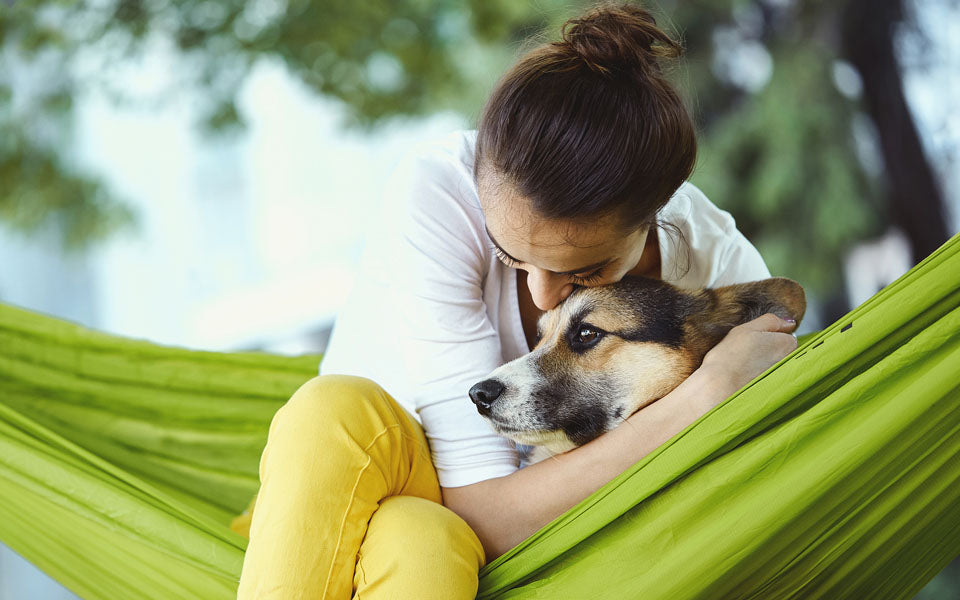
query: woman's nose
[{"left": 526, "top": 269, "right": 574, "bottom": 311}]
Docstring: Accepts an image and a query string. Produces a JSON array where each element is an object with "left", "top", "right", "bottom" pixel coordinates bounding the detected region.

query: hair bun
[{"left": 559, "top": 2, "right": 684, "bottom": 75}]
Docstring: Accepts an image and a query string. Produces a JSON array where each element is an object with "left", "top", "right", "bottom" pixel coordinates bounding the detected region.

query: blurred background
[{"left": 0, "top": 0, "right": 957, "bottom": 597}]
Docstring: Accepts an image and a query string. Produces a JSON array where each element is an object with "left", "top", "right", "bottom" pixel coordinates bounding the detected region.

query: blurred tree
[
  {"left": 841, "top": 0, "right": 949, "bottom": 264},
  {"left": 666, "top": 0, "right": 889, "bottom": 295},
  {"left": 0, "top": 0, "right": 950, "bottom": 301},
  {"left": 0, "top": 9, "right": 138, "bottom": 251}
]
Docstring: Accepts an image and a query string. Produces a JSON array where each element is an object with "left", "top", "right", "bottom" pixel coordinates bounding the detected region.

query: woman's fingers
[
  {"left": 699, "top": 313, "right": 800, "bottom": 395},
  {"left": 742, "top": 312, "right": 797, "bottom": 334}
]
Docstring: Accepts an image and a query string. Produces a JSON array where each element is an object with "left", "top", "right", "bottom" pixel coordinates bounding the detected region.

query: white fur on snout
[
  {"left": 477, "top": 293, "right": 594, "bottom": 448},
  {"left": 483, "top": 347, "right": 550, "bottom": 432}
]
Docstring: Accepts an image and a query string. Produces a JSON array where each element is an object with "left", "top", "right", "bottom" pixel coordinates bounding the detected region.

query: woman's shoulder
[
  {"left": 375, "top": 129, "right": 489, "bottom": 265},
  {"left": 384, "top": 129, "right": 481, "bottom": 214},
  {"left": 661, "top": 181, "right": 738, "bottom": 236},
  {"left": 659, "top": 181, "right": 769, "bottom": 286}
]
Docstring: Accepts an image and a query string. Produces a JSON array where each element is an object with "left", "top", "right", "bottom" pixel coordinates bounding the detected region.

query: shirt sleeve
[{"left": 388, "top": 147, "right": 520, "bottom": 488}]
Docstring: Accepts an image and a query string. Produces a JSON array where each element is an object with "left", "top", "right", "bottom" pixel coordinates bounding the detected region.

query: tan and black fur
[{"left": 468, "top": 276, "right": 806, "bottom": 463}]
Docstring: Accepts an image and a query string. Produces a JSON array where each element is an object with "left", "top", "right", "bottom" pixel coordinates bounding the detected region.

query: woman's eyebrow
[{"left": 484, "top": 224, "right": 613, "bottom": 275}]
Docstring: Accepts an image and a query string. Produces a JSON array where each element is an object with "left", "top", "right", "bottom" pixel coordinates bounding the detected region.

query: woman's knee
[
  {"left": 257, "top": 375, "right": 390, "bottom": 471},
  {"left": 370, "top": 496, "right": 485, "bottom": 568},
  {"left": 270, "top": 374, "right": 403, "bottom": 439},
  {"left": 261, "top": 375, "right": 429, "bottom": 484}
]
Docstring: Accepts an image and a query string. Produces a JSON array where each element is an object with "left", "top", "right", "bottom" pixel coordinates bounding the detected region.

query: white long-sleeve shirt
[{"left": 319, "top": 129, "right": 771, "bottom": 488}]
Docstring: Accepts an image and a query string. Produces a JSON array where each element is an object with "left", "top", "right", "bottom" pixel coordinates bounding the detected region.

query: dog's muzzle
[{"left": 468, "top": 379, "right": 504, "bottom": 416}]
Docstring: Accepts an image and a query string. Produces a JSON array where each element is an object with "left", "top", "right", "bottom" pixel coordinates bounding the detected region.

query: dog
[{"left": 468, "top": 276, "right": 806, "bottom": 463}]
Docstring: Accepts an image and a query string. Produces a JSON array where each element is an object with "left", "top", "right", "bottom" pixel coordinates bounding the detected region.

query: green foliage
[
  {"left": 691, "top": 46, "right": 885, "bottom": 291},
  {"left": 0, "top": 123, "right": 138, "bottom": 250},
  {"left": 0, "top": 0, "right": 890, "bottom": 298},
  {"left": 0, "top": 19, "right": 138, "bottom": 250}
]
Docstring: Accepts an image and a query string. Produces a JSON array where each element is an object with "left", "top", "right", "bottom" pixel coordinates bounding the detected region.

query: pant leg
[
  {"left": 235, "top": 374, "right": 483, "bottom": 599},
  {"left": 353, "top": 495, "right": 484, "bottom": 600}
]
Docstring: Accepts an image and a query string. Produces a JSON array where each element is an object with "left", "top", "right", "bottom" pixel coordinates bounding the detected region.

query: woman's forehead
[
  {"left": 477, "top": 168, "right": 628, "bottom": 239},
  {"left": 485, "top": 206, "right": 616, "bottom": 250},
  {"left": 483, "top": 207, "right": 643, "bottom": 278},
  {"left": 477, "top": 169, "right": 646, "bottom": 272},
  {"left": 481, "top": 188, "right": 624, "bottom": 248}
]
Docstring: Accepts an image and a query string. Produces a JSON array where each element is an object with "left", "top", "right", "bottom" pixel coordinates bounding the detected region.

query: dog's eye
[
  {"left": 567, "top": 323, "right": 606, "bottom": 352},
  {"left": 576, "top": 327, "right": 602, "bottom": 344}
]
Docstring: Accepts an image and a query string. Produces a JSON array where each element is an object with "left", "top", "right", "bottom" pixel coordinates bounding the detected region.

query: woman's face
[{"left": 480, "top": 176, "right": 650, "bottom": 312}]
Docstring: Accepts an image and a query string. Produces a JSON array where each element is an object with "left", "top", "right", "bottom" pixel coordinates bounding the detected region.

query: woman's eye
[
  {"left": 570, "top": 270, "right": 604, "bottom": 285},
  {"left": 493, "top": 246, "right": 519, "bottom": 267}
]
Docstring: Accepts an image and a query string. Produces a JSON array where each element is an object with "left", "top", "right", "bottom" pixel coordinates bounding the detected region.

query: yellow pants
[{"left": 230, "top": 375, "right": 486, "bottom": 599}]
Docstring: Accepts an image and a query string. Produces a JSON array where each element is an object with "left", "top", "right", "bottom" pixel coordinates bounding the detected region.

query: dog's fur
[{"left": 468, "top": 276, "right": 806, "bottom": 463}]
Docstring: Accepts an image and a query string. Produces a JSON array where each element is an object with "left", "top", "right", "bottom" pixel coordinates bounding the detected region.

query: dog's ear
[
  {"left": 710, "top": 277, "right": 806, "bottom": 324},
  {"left": 685, "top": 277, "right": 807, "bottom": 350}
]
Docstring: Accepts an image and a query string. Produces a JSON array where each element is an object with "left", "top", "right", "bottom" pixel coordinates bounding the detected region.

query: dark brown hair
[{"left": 474, "top": 1, "right": 696, "bottom": 233}]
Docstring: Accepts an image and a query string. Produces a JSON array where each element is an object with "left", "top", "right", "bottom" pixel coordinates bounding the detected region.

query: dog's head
[{"left": 468, "top": 276, "right": 805, "bottom": 458}]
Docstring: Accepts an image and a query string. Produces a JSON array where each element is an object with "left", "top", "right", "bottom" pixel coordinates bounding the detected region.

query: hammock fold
[{"left": 2, "top": 233, "right": 959, "bottom": 600}]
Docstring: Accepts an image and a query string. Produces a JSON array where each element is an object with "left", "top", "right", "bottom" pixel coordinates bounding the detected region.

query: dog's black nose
[{"left": 468, "top": 379, "right": 504, "bottom": 415}]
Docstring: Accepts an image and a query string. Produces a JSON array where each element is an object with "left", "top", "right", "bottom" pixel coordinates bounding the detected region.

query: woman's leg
[
  {"left": 234, "top": 374, "right": 484, "bottom": 599},
  {"left": 353, "top": 495, "right": 485, "bottom": 599}
]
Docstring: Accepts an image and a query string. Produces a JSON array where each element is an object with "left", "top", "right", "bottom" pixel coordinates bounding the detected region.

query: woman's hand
[{"left": 695, "top": 313, "right": 799, "bottom": 410}]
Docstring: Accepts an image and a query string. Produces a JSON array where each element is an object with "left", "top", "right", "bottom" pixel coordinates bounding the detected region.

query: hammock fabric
[{"left": 2, "top": 233, "right": 959, "bottom": 600}]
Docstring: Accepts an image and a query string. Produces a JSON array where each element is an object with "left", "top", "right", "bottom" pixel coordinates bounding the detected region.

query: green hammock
[{"left": 2, "top": 233, "right": 959, "bottom": 600}]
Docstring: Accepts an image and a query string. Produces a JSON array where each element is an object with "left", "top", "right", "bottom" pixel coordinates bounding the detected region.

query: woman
[{"left": 234, "top": 3, "right": 798, "bottom": 598}]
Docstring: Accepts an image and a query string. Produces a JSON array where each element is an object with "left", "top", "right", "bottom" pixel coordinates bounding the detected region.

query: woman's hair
[{"left": 474, "top": 1, "right": 696, "bottom": 234}]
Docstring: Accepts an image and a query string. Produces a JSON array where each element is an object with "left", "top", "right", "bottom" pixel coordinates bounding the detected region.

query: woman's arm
[{"left": 442, "top": 313, "right": 798, "bottom": 562}]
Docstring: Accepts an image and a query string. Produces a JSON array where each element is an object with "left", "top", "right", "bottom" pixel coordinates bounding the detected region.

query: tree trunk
[{"left": 840, "top": 0, "right": 949, "bottom": 263}]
